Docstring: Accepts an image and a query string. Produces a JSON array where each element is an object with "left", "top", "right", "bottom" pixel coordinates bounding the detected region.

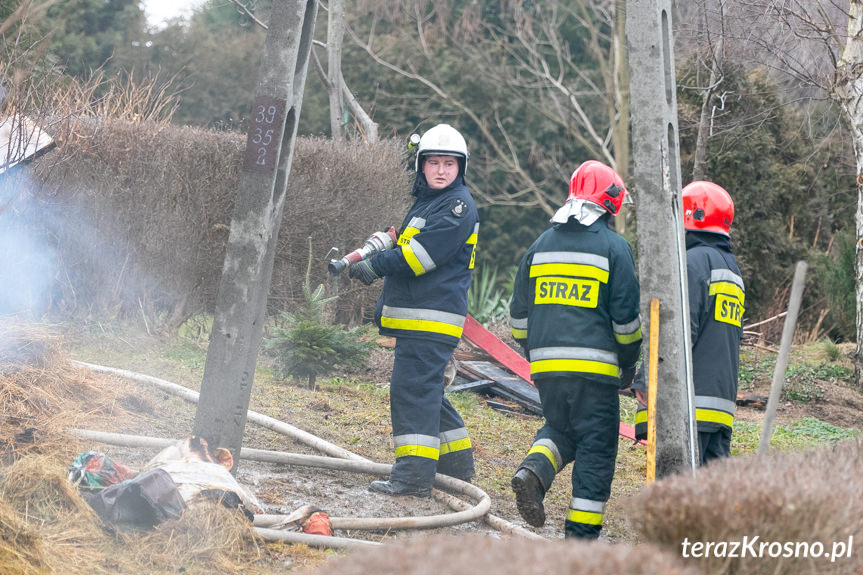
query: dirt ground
[
  {"left": 76, "top": 343, "right": 560, "bottom": 546},
  {"left": 64, "top": 333, "right": 861, "bottom": 544},
  {"left": 733, "top": 343, "right": 863, "bottom": 431},
  {"left": 4, "top": 322, "right": 862, "bottom": 574}
]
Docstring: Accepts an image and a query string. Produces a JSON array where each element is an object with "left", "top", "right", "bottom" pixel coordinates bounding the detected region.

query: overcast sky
[{"left": 141, "top": 0, "right": 205, "bottom": 28}]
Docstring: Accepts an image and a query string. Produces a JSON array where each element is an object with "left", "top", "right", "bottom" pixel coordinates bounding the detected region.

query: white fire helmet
[{"left": 415, "top": 124, "right": 469, "bottom": 175}]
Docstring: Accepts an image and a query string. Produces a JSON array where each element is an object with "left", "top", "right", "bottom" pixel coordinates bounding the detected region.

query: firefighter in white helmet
[{"left": 349, "top": 123, "right": 479, "bottom": 496}]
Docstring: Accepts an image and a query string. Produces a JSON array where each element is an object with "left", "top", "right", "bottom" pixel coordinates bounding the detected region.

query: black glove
[
  {"left": 630, "top": 364, "right": 646, "bottom": 391},
  {"left": 618, "top": 365, "right": 636, "bottom": 390},
  {"left": 348, "top": 259, "right": 380, "bottom": 285}
]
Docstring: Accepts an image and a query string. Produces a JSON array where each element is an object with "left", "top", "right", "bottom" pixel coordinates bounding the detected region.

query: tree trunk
[
  {"left": 613, "top": 0, "right": 630, "bottom": 233},
  {"left": 327, "top": 0, "right": 346, "bottom": 140},
  {"left": 692, "top": 31, "right": 724, "bottom": 182},
  {"left": 341, "top": 72, "right": 378, "bottom": 143},
  {"left": 833, "top": 0, "right": 863, "bottom": 391}
]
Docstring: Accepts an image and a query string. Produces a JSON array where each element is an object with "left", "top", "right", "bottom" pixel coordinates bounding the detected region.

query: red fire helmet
[
  {"left": 682, "top": 181, "right": 734, "bottom": 236},
  {"left": 568, "top": 161, "right": 628, "bottom": 215}
]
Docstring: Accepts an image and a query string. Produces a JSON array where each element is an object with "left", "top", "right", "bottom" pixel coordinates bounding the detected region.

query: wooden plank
[
  {"left": 446, "top": 379, "right": 495, "bottom": 394},
  {"left": 460, "top": 358, "right": 643, "bottom": 444},
  {"left": 463, "top": 315, "right": 533, "bottom": 383},
  {"left": 485, "top": 400, "right": 539, "bottom": 418},
  {"left": 460, "top": 361, "right": 540, "bottom": 404},
  {"left": 646, "top": 298, "right": 660, "bottom": 483},
  {"left": 487, "top": 385, "right": 543, "bottom": 416}
]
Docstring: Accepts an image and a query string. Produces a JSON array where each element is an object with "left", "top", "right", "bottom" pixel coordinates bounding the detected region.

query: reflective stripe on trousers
[
  {"left": 566, "top": 497, "right": 605, "bottom": 526},
  {"left": 518, "top": 377, "right": 618, "bottom": 539},
  {"left": 388, "top": 338, "right": 474, "bottom": 488}
]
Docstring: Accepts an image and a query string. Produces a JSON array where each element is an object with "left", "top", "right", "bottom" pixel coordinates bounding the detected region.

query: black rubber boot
[
  {"left": 437, "top": 469, "right": 474, "bottom": 484},
  {"left": 511, "top": 467, "right": 546, "bottom": 527},
  {"left": 368, "top": 480, "right": 431, "bottom": 498}
]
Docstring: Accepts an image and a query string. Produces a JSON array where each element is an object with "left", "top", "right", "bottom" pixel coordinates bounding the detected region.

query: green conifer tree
[{"left": 264, "top": 238, "right": 375, "bottom": 390}]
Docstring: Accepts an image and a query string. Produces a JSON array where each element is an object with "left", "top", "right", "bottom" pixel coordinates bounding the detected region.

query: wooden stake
[
  {"left": 646, "top": 298, "right": 660, "bottom": 483},
  {"left": 758, "top": 261, "right": 808, "bottom": 455}
]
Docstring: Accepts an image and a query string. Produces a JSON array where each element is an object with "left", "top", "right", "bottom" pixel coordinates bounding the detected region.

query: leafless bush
[
  {"left": 298, "top": 533, "right": 699, "bottom": 575},
  {"left": 274, "top": 135, "right": 412, "bottom": 323},
  {"left": 627, "top": 440, "right": 863, "bottom": 575},
  {"left": 25, "top": 120, "right": 410, "bottom": 328}
]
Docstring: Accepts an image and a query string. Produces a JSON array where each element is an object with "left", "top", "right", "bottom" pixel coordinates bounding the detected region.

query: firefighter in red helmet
[
  {"left": 509, "top": 160, "right": 642, "bottom": 539},
  {"left": 633, "top": 180, "right": 744, "bottom": 465}
]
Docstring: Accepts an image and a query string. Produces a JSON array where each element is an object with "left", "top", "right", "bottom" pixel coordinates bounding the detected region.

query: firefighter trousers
[
  {"left": 698, "top": 427, "right": 732, "bottom": 465},
  {"left": 388, "top": 337, "right": 475, "bottom": 490},
  {"left": 518, "top": 376, "right": 619, "bottom": 539}
]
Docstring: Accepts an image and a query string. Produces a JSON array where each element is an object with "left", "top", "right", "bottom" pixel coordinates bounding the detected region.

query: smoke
[{"left": 0, "top": 171, "right": 57, "bottom": 319}]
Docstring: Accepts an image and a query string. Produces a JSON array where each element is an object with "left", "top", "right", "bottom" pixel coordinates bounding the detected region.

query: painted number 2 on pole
[{"left": 243, "top": 96, "right": 287, "bottom": 172}]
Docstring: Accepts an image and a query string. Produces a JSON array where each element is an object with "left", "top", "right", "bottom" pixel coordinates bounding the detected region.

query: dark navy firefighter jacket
[
  {"left": 633, "top": 231, "right": 744, "bottom": 439},
  {"left": 369, "top": 174, "right": 479, "bottom": 346},
  {"left": 685, "top": 231, "right": 744, "bottom": 432},
  {"left": 509, "top": 217, "right": 642, "bottom": 386}
]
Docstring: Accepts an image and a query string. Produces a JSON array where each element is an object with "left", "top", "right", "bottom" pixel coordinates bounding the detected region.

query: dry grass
[
  {"left": 297, "top": 533, "right": 700, "bottom": 575},
  {"left": 128, "top": 503, "right": 266, "bottom": 575},
  {"left": 0, "top": 498, "right": 48, "bottom": 575},
  {"left": 0, "top": 321, "right": 64, "bottom": 367},
  {"left": 0, "top": 320, "right": 135, "bottom": 462},
  {"left": 0, "top": 322, "right": 291, "bottom": 575},
  {"left": 627, "top": 440, "right": 863, "bottom": 574},
  {"left": 0, "top": 456, "right": 108, "bottom": 575},
  {"left": 0, "top": 454, "right": 95, "bottom": 522}
]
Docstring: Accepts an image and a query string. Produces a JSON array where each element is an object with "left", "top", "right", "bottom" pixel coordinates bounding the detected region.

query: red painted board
[
  {"left": 463, "top": 314, "right": 533, "bottom": 383},
  {"left": 462, "top": 314, "right": 643, "bottom": 445}
]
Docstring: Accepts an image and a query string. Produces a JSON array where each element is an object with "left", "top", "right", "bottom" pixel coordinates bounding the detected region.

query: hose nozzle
[{"left": 328, "top": 227, "right": 398, "bottom": 275}]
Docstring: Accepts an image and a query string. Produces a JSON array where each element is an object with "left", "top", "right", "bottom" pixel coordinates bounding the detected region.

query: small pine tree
[{"left": 264, "top": 238, "right": 375, "bottom": 389}]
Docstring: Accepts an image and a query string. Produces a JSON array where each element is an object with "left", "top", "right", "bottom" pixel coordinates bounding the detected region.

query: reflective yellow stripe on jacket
[
  {"left": 381, "top": 305, "right": 466, "bottom": 338},
  {"left": 466, "top": 223, "right": 478, "bottom": 269},
  {"left": 613, "top": 315, "right": 643, "bottom": 345},
  {"left": 695, "top": 395, "right": 736, "bottom": 429},
  {"left": 398, "top": 218, "right": 433, "bottom": 276},
  {"left": 635, "top": 394, "right": 735, "bottom": 436},
  {"left": 509, "top": 315, "right": 528, "bottom": 340},
  {"left": 529, "top": 346, "right": 619, "bottom": 378},
  {"left": 529, "top": 251, "right": 610, "bottom": 283},
  {"left": 398, "top": 219, "right": 479, "bottom": 276}
]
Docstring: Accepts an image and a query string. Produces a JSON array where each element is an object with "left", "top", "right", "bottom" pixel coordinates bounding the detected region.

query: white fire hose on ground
[{"left": 71, "top": 361, "right": 545, "bottom": 547}]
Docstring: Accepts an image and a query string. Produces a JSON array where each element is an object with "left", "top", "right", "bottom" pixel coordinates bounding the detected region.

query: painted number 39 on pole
[{"left": 243, "top": 95, "right": 287, "bottom": 172}]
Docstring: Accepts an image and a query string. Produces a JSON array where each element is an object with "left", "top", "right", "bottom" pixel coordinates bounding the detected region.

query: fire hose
[
  {"left": 71, "top": 361, "right": 545, "bottom": 545},
  {"left": 68, "top": 429, "right": 490, "bottom": 544}
]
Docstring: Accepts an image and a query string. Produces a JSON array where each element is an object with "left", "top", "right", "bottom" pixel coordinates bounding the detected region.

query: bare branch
[{"left": 225, "top": 0, "right": 268, "bottom": 30}]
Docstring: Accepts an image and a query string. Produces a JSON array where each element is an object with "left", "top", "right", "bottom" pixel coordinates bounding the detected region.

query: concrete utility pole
[
  {"left": 626, "top": 0, "right": 698, "bottom": 477},
  {"left": 193, "top": 0, "right": 319, "bottom": 471}
]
